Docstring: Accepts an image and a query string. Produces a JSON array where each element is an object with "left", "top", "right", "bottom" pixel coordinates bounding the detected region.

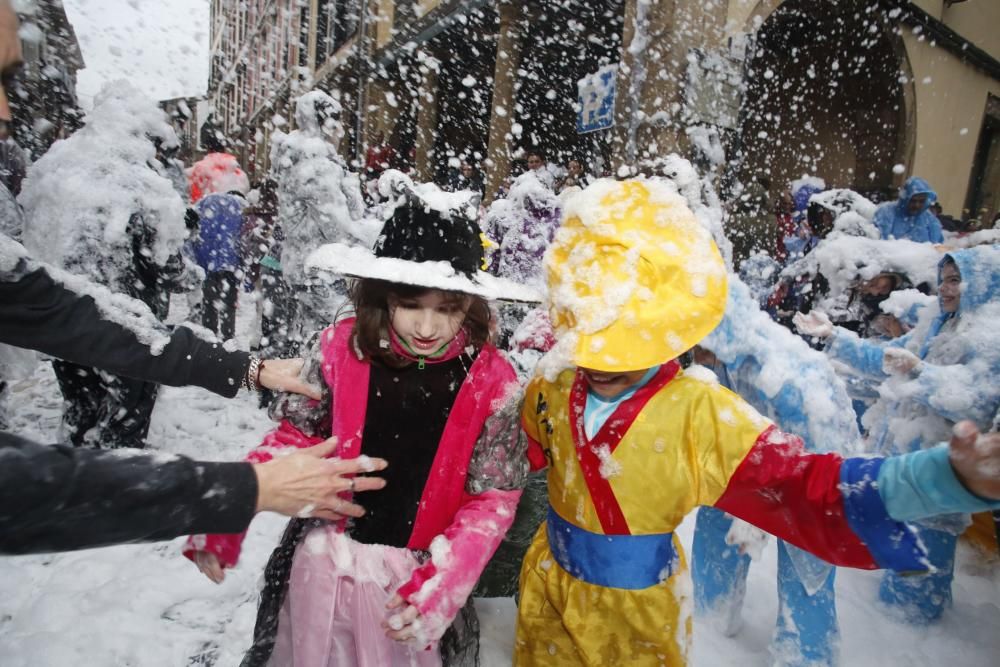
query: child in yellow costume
[{"left": 514, "top": 179, "right": 1000, "bottom": 666}]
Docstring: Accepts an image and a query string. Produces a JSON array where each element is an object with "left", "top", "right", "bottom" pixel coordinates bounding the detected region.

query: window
[
  {"left": 316, "top": 0, "right": 361, "bottom": 68},
  {"left": 299, "top": 5, "right": 311, "bottom": 68}
]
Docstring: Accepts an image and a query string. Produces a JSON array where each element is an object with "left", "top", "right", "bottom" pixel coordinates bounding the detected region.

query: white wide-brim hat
[{"left": 305, "top": 171, "right": 543, "bottom": 303}]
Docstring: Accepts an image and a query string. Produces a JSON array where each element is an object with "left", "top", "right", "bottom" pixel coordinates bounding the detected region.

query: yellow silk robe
[{"left": 516, "top": 365, "right": 771, "bottom": 666}]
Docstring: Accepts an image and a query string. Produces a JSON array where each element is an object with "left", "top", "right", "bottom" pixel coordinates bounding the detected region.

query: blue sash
[{"left": 546, "top": 506, "right": 678, "bottom": 590}]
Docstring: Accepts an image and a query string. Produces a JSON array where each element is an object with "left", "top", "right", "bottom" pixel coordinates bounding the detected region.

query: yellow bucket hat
[{"left": 546, "top": 179, "right": 728, "bottom": 372}]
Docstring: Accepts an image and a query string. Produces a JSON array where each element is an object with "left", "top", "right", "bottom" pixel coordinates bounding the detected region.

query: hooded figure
[
  {"left": 692, "top": 277, "right": 864, "bottom": 667},
  {"left": 272, "top": 89, "right": 373, "bottom": 284},
  {"left": 19, "top": 83, "right": 196, "bottom": 449},
  {"left": 485, "top": 172, "right": 562, "bottom": 286},
  {"left": 873, "top": 177, "right": 944, "bottom": 243},
  {"left": 270, "top": 89, "right": 378, "bottom": 349},
  {"left": 809, "top": 245, "right": 1000, "bottom": 623},
  {"left": 190, "top": 157, "right": 250, "bottom": 340}
]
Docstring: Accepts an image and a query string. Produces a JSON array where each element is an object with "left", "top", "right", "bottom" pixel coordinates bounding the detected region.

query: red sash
[{"left": 569, "top": 362, "right": 679, "bottom": 535}]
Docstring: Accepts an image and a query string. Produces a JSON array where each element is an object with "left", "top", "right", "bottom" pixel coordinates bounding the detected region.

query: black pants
[
  {"left": 52, "top": 360, "right": 159, "bottom": 449},
  {"left": 202, "top": 271, "right": 238, "bottom": 340},
  {"left": 258, "top": 266, "right": 295, "bottom": 358}
]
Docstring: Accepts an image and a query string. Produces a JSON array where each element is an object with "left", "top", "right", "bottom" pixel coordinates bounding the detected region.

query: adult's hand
[
  {"left": 949, "top": 421, "right": 1000, "bottom": 500},
  {"left": 259, "top": 358, "right": 323, "bottom": 400},
  {"left": 793, "top": 310, "right": 834, "bottom": 339},
  {"left": 252, "top": 438, "right": 388, "bottom": 520}
]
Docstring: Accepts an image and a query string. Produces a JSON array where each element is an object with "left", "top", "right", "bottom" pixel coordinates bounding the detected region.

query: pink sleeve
[
  {"left": 395, "top": 487, "right": 521, "bottom": 643},
  {"left": 182, "top": 420, "right": 325, "bottom": 568}
]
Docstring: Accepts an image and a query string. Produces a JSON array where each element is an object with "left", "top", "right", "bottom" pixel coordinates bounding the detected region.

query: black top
[
  {"left": 0, "top": 431, "right": 257, "bottom": 554},
  {"left": 349, "top": 352, "right": 474, "bottom": 548}
]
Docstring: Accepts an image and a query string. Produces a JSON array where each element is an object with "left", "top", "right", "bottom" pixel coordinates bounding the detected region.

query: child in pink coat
[{"left": 184, "top": 181, "right": 540, "bottom": 666}]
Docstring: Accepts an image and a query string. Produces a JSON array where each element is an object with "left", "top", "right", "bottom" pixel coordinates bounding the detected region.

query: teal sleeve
[{"left": 877, "top": 444, "right": 1000, "bottom": 522}]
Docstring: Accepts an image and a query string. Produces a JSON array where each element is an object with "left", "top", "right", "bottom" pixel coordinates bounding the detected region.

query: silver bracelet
[{"left": 242, "top": 357, "right": 263, "bottom": 392}]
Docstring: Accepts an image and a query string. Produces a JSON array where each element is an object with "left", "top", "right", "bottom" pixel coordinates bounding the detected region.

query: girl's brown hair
[{"left": 342, "top": 278, "right": 493, "bottom": 368}]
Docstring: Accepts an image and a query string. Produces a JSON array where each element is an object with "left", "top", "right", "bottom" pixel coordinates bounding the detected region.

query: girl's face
[
  {"left": 938, "top": 262, "right": 961, "bottom": 313},
  {"left": 387, "top": 289, "right": 471, "bottom": 354}
]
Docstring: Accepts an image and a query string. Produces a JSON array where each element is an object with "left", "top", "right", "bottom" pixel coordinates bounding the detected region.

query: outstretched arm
[
  {"left": 0, "top": 259, "right": 249, "bottom": 396},
  {"left": 0, "top": 432, "right": 386, "bottom": 556},
  {"left": 713, "top": 423, "right": 1000, "bottom": 574},
  {"left": 883, "top": 355, "right": 1000, "bottom": 427},
  {"left": 0, "top": 431, "right": 255, "bottom": 555},
  {"left": 0, "top": 255, "right": 320, "bottom": 400}
]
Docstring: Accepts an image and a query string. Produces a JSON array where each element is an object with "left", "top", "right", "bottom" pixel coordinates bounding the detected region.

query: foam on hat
[{"left": 545, "top": 178, "right": 728, "bottom": 372}]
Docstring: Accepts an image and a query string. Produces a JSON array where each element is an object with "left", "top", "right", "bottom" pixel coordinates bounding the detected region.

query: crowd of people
[{"left": 2, "top": 0, "right": 1000, "bottom": 662}]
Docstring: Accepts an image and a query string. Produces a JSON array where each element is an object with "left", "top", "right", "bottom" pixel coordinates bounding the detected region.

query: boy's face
[
  {"left": 387, "top": 289, "right": 470, "bottom": 354},
  {"left": 907, "top": 193, "right": 928, "bottom": 215},
  {"left": 579, "top": 367, "right": 652, "bottom": 398}
]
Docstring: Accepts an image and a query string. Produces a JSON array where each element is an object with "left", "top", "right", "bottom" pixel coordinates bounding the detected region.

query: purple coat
[{"left": 486, "top": 179, "right": 561, "bottom": 286}]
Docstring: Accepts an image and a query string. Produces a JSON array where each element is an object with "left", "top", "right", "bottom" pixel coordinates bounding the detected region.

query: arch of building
[{"left": 734, "top": 0, "right": 916, "bottom": 207}]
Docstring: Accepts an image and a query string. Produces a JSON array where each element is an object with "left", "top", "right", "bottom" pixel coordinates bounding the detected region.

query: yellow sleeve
[{"left": 685, "top": 380, "right": 773, "bottom": 507}]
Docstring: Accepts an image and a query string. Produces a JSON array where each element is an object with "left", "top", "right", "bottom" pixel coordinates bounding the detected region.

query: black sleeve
[
  {"left": 0, "top": 432, "right": 257, "bottom": 555},
  {"left": 0, "top": 264, "right": 250, "bottom": 397}
]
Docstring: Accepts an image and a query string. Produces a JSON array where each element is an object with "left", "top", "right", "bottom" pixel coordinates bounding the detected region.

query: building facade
[
  {"left": 10, "top": 0, "right": 85, "bottom": 159},
  {"left": 206, "top": 0, "right": 1000, "bottom": 225}
]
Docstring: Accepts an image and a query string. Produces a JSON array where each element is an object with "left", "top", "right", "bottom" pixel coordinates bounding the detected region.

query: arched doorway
[{"left": 735, "top": 0, "right": 910, "bottom": 214}]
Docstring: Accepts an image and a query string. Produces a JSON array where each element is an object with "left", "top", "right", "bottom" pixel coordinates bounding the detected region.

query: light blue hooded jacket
[
  {"left": 702, "top": 277, "right": 863, "bottom": 454},
  {"left": 873, "top": 177, "right": 944, "bottom": 243},
  {"left": 699, "top": 278, "right": 862, "bottom": 605},
  {"left": 826, "top": 245, "right": 1000, "bottom": 456}
]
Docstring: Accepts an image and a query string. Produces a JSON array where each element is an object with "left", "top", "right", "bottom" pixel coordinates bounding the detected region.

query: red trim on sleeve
[
  {"left": 397, "top": 562, "right": 438, "bottom": 604},
  {"left": 714, "top": 426, "right": 880, "bottom": 570}
]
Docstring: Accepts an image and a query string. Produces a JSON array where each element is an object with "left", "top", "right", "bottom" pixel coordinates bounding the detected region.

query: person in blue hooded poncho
[
  {"left": 692, "top": 278, "right": 861, "bottom": 666},
  {"left": 795, "top": 245, "right": 1000, "bottom": 623},
  {"left": 873, "top": 177, "right": 944, "bottom": 243}
]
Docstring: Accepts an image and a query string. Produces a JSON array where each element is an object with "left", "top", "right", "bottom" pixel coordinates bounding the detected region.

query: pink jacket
[{"left": 184, "top": 319, "right": 523, "bottom": 639}]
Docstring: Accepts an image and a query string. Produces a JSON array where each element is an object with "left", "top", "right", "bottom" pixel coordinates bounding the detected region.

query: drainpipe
[{"left": 354, "top": 0, "right": 370, "bottom": 167}]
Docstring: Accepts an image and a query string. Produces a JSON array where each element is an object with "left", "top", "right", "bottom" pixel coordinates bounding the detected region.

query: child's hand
[
  {"left": 793, "top": 310, "right": 833, "bottom": 339},
  {"left": 882, "top": 348, "right": 921, "bottom": 375},
  {"left": 949, "top": 421, "right": 1000, "bottom": 500},
  {"left": 725, "top": 519, "right": 769, "bottom": 559},
  {"left": 193, "top": 551, "right": 226, "bottom": 584},
  {"left": 383, "top": 593, "right": 425, "bottom": 643}
]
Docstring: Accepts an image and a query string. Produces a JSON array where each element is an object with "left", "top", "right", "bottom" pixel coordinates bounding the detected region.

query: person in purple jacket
[{"left": 484, "top": 171, "right": 562, "bottom": 347}]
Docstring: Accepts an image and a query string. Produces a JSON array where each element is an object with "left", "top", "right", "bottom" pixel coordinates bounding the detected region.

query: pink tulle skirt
[{"left": 268, "top": 526, "right": 442, "bottom": 667}]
